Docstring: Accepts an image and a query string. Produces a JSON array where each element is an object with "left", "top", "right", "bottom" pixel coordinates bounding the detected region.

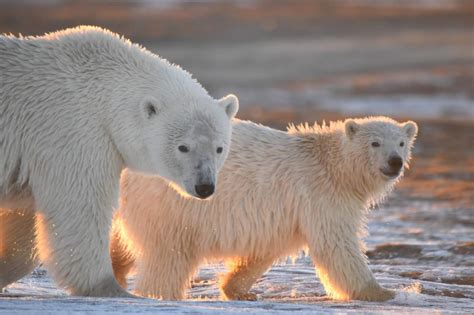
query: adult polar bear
[
  {"left": 112, "top": 116, "right": 418, "bottom": 301},
  {"left": 0, "top": 26, "right": 238, "bottom": 297}
]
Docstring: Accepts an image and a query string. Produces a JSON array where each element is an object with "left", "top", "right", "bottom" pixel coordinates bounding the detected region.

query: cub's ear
[
  {"left": 403, "top": 121, "right": 418, "bottom": 139},
  {"left": 345, "top": 119, "right": 359, "bottom": 140},
  {"left": 141, "top": 96, "right": 162, "bottom": 119},
  {"left": 218, "top": 94, "right": 239, "bottom": 119}
]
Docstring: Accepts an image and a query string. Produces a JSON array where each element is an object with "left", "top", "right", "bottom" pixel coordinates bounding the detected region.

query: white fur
[
  {"left": 112, "top": 116, "right": 418, "bottom": 301},
  {"left": 0, "top": 26, "right": 238, "bottom": 296}
]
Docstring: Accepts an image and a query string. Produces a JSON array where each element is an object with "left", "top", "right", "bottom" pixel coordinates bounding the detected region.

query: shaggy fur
[
  {"left": 0, "top": 26, "right": 238, "bottom": 296},
  {"left": 111, "top": 117, "right": 418, "bottom": 301}
]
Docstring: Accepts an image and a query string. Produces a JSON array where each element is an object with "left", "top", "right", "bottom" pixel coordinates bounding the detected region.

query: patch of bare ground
[
  {"left": 402, "top": 282, "right": 470, "bottom": 298},
  {"left": 346, "top": 67, "right": 474, "bottom": 98},
  {"left": 422, "top": 287, "right": 468, "bottom": 298},
  {"left": 440, "top": 276, "right": 474, "bottom": 286},
  {"left": 399, "top": 271, "right": 424, "bottom": 279},
  {"left": 450, "top": 242, "right": 474, "bottom": 255},
  {"left": 366, "top": 244, "right": 422, "bottom": 259}
]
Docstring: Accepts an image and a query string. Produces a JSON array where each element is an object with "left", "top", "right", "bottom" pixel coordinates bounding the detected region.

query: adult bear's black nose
[
  {"left": 388, "top": 155, "right": 403, "bottom": 172},
  {"left": 195, "top": 184, "right": 215, "bottom": 199}
]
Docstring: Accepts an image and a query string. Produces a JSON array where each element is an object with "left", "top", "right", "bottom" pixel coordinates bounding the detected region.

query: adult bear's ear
[
  {"left": 345, "top": 119, "right": 359, "bottom": 140},
  {"left": 403, "top": 121, "right": 418, "bottom": 140},
  {"left": 141, "top": 96, "right": 162, "bottom": 119},
  {"left": 218, "top": 94, "right": 239, "bottom": 119}
]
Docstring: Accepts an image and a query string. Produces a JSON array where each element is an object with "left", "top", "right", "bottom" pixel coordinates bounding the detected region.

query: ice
[{"left": 2, "top": 267, "right": 472, "bottom": 314}]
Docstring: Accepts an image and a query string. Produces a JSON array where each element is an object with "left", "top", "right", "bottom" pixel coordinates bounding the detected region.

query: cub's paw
[{"left": 224, "top": 291, "right": 257, "bottom": 301}]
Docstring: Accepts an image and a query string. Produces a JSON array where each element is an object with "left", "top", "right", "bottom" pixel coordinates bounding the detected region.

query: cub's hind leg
[
  {"left": 110, "top": 217, "right": 136, "bottom": 289},
  {"left": 0, "top": 209, "right": 38, "bottom": 291},
  {"left": 220, "top": 256, "right": 275, "bottom": 301}
]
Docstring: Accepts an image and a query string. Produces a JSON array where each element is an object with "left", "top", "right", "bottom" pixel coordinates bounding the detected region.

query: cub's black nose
[
  {"left": 195, "top": 184, "right": 215, "bottom": 199},
  {"left": 388, "top": 156, "right": 403, "bottom": 172}
]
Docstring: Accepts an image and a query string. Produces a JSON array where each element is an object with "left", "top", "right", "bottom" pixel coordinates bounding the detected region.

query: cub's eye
[
  {"left": 371, "top": 142, "right": 380, "bottom": 148},
  {"left": 216, "top": 147, "right": 223, "bottom": 154},
  {"left": 400, "top": 141, "right": 405, "bottom": 147},
  {"left": 178, "top": 145, "right": 189, "bottom": 153}
]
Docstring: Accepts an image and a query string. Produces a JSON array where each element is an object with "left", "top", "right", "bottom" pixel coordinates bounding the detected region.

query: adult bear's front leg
[{"left": 31, "top": 157, "right": 133, "bottom": 297}]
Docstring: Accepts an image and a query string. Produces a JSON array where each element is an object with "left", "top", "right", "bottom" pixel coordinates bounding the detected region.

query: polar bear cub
[
  {"left": 111, "top": 116, "right": 417, "bottom": 301},
  {"left": 0, "top": 26, "right": 238, "bottom": 297}
]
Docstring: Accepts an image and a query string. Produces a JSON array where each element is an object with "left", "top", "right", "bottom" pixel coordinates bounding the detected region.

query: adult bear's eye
[
  {"left": 216, "top": 147, "right": 223, "bottom": 154},
  {"left": 371, "top": 142, "right": 380, "bottom": 148},
  {"left": 178, "top": 145, "right": 189, "bottom": 153},
  {"left": 400, "top": 141, "right": 405, "bottom": 147}
]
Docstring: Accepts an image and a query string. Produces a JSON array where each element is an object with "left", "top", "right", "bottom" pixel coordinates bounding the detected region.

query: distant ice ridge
[
  {"left": 232, "top": 86, "right": 474, "bottom": 120},
  {"left": 320, "top": 94, "right": 474, "bottom": 119},
  {"left": 225, "top": 70, "right": 474, "bottom": 120}
]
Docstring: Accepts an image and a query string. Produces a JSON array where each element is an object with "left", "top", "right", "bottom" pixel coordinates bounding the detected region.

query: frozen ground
[{"left": 2, "top": 200, "right": 473, "bottom": 313}]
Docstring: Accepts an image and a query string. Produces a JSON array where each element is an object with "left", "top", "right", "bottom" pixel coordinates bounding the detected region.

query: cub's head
[
  {"left": 123, "top": 94, "right": 238, "bottom": 199},
  {"left": 344, "top": 117, "right": 418, "bottom": 182}
]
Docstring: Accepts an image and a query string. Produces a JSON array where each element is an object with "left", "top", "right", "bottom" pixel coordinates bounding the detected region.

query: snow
[
  {"left": 2, "top": 200, "right": 473, "bottom": 313},
  {"left": 2, "top": 274, "right": 472, "bottom": 314},
  {"left": 2, "top": 265, "right": 472, "bottom": 313}
]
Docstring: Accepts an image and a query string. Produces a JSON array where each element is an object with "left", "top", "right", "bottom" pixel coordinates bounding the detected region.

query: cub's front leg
[
  {"left": 134, "top": 242, "right": 199, "bottom": 300},
  {"left": 303, "top": 209, "right": 395, "bottom": 301}
]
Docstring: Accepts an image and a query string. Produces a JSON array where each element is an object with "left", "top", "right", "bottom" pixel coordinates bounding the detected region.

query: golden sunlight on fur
[{"left": 111, "top": 117, "right": 417, "bottom": 301}]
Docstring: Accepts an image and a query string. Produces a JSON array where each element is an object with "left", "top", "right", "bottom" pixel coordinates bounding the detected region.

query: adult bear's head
[
  {"left": 95, "top": 30, "right": 238, "bottom": 199},
  {"left": 118, "top": 93, "right": 238, "bottom": 200}
]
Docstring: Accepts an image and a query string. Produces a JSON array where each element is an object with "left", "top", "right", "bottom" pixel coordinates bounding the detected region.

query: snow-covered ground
[
  {"left": 2, "top": 276, "right": 471, "bottom": 314},
  {"left": 2, "top": 200, "right": 473, "bottom": 314}
]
